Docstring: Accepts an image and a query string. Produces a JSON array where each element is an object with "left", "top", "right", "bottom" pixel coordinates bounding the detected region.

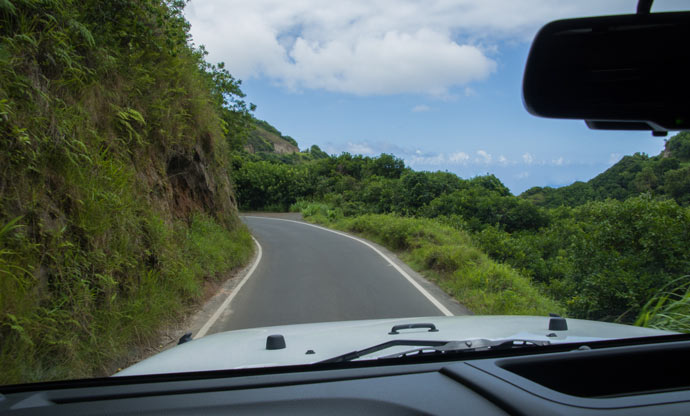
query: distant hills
[
  {"left": 243, "top": 117, "right": 690, "bottom": 210},
  {"left": 521, "top": 132, "right": 690, "bottom": 207}
]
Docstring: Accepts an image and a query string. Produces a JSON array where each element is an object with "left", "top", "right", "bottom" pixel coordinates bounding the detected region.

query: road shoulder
[{"left": 117, "top": 237, "right": 261, "bottom": 372}]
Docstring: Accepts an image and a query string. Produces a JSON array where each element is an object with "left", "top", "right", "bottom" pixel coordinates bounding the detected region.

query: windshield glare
[{"left": 0, "top": 0, "right": 688, "bottom": 386}]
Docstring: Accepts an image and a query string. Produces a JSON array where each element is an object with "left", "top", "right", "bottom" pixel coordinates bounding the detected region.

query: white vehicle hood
[{"left": 117, "top": 315, "right": 673, "bottom": 376}]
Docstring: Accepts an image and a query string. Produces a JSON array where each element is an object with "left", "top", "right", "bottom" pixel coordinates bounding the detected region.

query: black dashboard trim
[{"left": 3, "top": 336, "right": 690, "bottom": 415}]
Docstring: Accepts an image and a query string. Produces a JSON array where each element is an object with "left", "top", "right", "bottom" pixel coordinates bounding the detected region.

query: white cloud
[
  {"left": 346, "top": 142, "right": 375, "bottom": 155},
  {"left": 522, "top": 152, "right": 534, "bottom": 165},
  {"left": 285, "top": 30, "right": 495, "bottom": 96},
  {"left": 552, "top": 157, "right": 564, "bottom": 166},
  {"left": 498, "top": 155, "right": 509, "bottom": 165},
  {"left": 609, "top": 153, "right": 622, "bottom": 164},
  {"left": 404, "top": 148, "right": 499, "bottom": 167},
  {"left": 476, "top": 150, "right": 492, "bottom": 164},
  {"left": 412, "top": 104, "right": 431, "bottom": 112},
  {"left": 449, "top": 152, "right": 470, "bottom": 164},
  {"left": 408, "top": 154, "right": 447, "bottom": 166},
  {"left": 186, "top": 1, "right": 644, "bottom": 96},
  {"left": 516, "top": 171, "right": 530, "bottom": 179}
]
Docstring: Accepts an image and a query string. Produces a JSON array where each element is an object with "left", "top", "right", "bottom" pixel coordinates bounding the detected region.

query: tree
[
  {"left": 632, "top": 165, "right": 658, "bottom": 193},
  {"left": 308, "top": 145, "right": 329, "bottom": 159},
  {"left": 666, "top": 131, "right": 690, "bottom": 161},
  {"left": 470, "top": 175, "right": 511, "bottom": 196},
  {"left": 663, "top": 166, "right": 690, "bottom": 206},
  {"left": 565, "top": 196, "right": 690, "bottom": 320},
  {"left": 368, "top": 154, "right": 405, "bottom": 179}
]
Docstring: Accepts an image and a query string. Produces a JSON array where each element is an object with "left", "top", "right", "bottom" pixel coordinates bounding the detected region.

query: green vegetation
[
  {"left": 235, "top": 133, "right": 690, "bottom": 329},
  {"left": 474, "top": 195, "right": 690, "bottom": 321},
  {"left": 0, "top": 0, "right": 254, "bottom": 384}
]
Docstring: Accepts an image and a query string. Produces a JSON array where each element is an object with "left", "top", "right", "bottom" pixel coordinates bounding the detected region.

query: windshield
[{"left": 1, "top": 0, "right": 688, "bottom": 386}]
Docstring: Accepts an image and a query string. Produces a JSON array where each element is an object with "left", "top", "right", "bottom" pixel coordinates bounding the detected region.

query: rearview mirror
[{"left": 523, "top": 12, "right": 690, "bottom": 133}]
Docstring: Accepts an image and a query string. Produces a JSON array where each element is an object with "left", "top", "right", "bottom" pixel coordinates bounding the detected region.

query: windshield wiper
[
  {"left": 378, "top": 338, "right": 550, "bottom": 359},
  {"left": 318, "top": 338, "right": 550, "bottom": 364}
]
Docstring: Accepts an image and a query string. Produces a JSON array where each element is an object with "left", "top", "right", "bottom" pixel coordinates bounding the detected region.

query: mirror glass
[{"left": 523, "top": 12, "right": 690, "bottom": 131}]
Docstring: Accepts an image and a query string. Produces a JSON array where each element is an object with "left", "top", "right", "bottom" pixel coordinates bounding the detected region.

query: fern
[{"left": 0, "top": 0, "right": 16, "bottom": 15}]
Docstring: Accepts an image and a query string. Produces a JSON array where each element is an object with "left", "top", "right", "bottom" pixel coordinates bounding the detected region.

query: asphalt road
[{"left": 207, "top": 216, "right": 451, "bottom": 333}]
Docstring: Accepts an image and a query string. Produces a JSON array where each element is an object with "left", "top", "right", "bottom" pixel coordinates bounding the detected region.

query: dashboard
[{"left": 2, "top": 336, "right": 690, "bottom": 415}]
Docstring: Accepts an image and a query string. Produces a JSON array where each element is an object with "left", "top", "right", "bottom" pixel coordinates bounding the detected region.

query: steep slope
[
  {"left": 245, "top": 119, "right": 300, "bottom": 154},
  {"left": 0, "top": 0, "right": 252, "bottom": 383}
]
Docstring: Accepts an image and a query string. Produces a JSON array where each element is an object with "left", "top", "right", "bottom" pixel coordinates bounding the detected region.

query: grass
[
  {"left": 296, "top": 203, "right": 563, "bottom": 316},
  {"left": 636, "top": 276, "right": 690, "bottom": 333},
  {"left": 0, "top": 212, "right": 253, "bottom": 384}
]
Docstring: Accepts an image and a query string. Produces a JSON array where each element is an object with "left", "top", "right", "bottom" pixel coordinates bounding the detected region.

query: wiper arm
[
  {"left": 319, "top": 338, "right": 550, "bottom": 364},
  {"left": 318, "top": 340, "right": 449, "bottom": 364}
]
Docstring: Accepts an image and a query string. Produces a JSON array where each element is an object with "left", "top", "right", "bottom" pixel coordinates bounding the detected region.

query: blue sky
[{"left": 186, "top": 0, "right": 685, "bottom": 194}]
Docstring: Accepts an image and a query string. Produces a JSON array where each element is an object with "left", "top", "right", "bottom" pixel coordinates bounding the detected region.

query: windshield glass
[{"left": 1, "top": 0, "right": 688, "bottom": 385}]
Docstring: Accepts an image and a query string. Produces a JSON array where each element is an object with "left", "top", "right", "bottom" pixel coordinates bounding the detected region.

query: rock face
[
  {"left": 131, "top": 135, "right": 237, "bottom": 226},
  {"left": 272, "top": 139, "right": 299, "bottom": 154},
  {"left": 167, "top": 149, "right": 220, "bottom": 219}
]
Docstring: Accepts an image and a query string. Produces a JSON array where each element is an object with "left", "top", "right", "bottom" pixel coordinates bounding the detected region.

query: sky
[{"left": 185, "top": 0, "right": 686, "bottom": 194}]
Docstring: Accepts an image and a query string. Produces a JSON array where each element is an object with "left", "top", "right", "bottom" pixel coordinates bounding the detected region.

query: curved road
[{"left": 207, "top": 216, "right": 453, "bottom": 334}]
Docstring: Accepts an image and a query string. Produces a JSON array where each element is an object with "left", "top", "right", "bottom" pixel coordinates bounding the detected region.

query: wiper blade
[
  {"left": 378, "top": 338, "right": 550, "bottom": 359},
  {"left": 318, "top": 338, "right": 550, "bottom": 364}
]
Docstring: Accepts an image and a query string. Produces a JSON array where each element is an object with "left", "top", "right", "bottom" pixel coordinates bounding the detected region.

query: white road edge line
[
  {"left": 195, "top": 236, "right": 263, "bottom": 339},
  {"left": 243, "top": 216, "right": 454, "bottom": 317}
]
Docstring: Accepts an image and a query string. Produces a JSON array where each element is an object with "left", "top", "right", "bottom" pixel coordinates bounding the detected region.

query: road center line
[
  {"left": 242, "top": 216, "right": 454, "bottom": 317},
  {"left": 195, "top": 236, "right": 263, "bottom": 339}
]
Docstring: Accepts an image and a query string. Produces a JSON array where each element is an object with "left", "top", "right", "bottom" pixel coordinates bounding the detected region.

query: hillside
[
  {"left": 521, "top": 131, "right": 690, "bottom": 208},
  {"left": 245, "top": 119, "right": 299, "bottom": 154},
  {"left": 232, "top": 118, "right": 330, "bottom": 166},
  {"left": 0, "top": 0, "right": 253, "bottom": 383}
]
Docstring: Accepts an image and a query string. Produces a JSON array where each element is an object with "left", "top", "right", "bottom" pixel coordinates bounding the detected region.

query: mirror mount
[{"left": 637, "top": 0, "right": 653, "bottom": 15}]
